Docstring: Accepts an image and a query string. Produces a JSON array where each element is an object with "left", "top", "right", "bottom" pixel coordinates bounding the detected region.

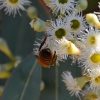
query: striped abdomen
[{"left": 38, "top": 48, "right": 57, "bottom": 68}]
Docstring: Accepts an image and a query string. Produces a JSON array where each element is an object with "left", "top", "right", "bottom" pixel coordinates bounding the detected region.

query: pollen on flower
[
  {"left": 62, "top": 71, "right": 82, "bottom": 99},
  {"left": 0, "top": 0, "right": 31, "bottom": 17}
]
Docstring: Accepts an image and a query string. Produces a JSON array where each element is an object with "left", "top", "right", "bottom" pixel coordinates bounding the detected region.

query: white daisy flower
[
  {"left": 88, "top": 69, "right": 100, "bottom": 92},
  {"left": 62, "top": 71, "right": 82, "bottom": 100},
  {"left": 47, "top": 0, "right": 75, "bottom": 14},
  {"left": 79, "top": 50, "right": 100, "bottom": 72},
  {"left": 46, "top": 17, "right": 73, "bottom": 40},
  {"left": 0, "top": 0, "right": 31, "bottom": 17},
  {"left": 79, "top": 26, "right": 100, "bottom": 51},
  {"left": 64, "top": 11, "right": 87, "bottom": 36}
]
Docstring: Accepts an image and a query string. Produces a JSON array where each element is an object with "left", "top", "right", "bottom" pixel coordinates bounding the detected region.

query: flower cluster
[
  {"left": 2, "top": 0, "right": 100, "bottom": 100},
  {"left": 30, "top": 1, "right": 100, "bottom": 99}
]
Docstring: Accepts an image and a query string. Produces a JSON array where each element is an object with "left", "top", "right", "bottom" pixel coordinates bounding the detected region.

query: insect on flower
[{"left": 36, "top": 35, "right": 57, "bottom": 68}]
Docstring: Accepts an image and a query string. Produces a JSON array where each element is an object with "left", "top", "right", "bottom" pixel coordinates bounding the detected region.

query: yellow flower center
[
  {"left": 71, "top": 19, "right": 80, "bottom": 30},
  {"left": 95, "top": 76, "right": 100, "bottom": 83},
  {"left": 55, "top": 28, "right": 66, "bottom": 39},
  {"left": 58, "top": 0, "right": 68, "bottom": 4},
  {"left": 9, "top": 0, "right": 18, "bottom": 4},
  {"left": 89, "top": 36, "right": 96, "bottom": 44},
  {"left": 90, "top": 53, "right": 100, "bottom": 63}
]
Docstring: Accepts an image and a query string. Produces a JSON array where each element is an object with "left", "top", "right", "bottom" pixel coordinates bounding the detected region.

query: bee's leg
[{"left": 39, "top": 35, "right": 47, "bottom": 51}]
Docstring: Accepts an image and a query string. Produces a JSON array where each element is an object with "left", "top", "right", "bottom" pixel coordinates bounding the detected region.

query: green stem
[{"left": 55, "top": 65, "right": 58, "bottom": 100}]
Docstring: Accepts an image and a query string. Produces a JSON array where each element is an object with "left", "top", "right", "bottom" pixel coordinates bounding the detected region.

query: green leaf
[
  {"left": 40, "top": 60, "right": 82, "bottom": 100},
  {"left": 1, "top": 54, "right": 41, "bottom": 100}
]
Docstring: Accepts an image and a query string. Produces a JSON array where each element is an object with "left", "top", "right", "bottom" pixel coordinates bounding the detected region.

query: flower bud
[
  {"left": 71, "top": 40, "right": 85, "bottom": 50},
  {"left": 27, "top": 6, "right": 38, "bottom": 19},
  {"left": 86, "top": 13, "right": 100, "bottom": 29},
  {"left": 0, "top": 38, "right": 15, "bottom": 61},
  {"left": 67, "top": 41, "right": 81, "bottom": 55},
  {"left": 40, "top": 81, "right": 45, "bottom": 91},
  {"left": 76, "top": 0, "right": 88, "bottom": 11},
  {"left": 76, "top": 76, "right": 91, "bottom": 89},
  {"left": 29, "top": 17, "right": 50, "bottom": 32}
]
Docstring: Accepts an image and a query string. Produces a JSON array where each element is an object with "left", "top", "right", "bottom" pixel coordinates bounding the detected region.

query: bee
[{"left": 36, "top": 36, "right": 57, "bottom": 68}]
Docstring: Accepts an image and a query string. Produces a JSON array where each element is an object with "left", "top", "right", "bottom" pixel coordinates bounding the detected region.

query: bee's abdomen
[{"left": 38, "top": 48, "right": 53, "bottom": 67}]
